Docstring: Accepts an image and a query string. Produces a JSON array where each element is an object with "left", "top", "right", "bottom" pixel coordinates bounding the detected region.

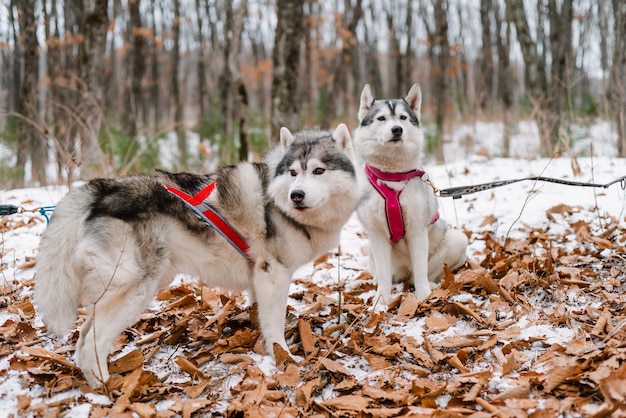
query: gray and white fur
[
  {"left": 34, "top": 124, "right": 362, "bottom": 387},
  {"left": 354, "top": 84, "right": 468, "bottom": 309}
]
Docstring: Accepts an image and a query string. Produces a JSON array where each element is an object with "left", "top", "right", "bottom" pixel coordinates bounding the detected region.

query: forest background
[{"left": 1, "top": 0, "right": 625, "bottom": 187}]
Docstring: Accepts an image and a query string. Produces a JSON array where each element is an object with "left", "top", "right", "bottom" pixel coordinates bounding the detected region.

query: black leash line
[
  {"left": 0, "top": 204, "right": 56, "bottom": 223},
  {"left": 432, "top": 175, "right": 626, "bottom": 199}
]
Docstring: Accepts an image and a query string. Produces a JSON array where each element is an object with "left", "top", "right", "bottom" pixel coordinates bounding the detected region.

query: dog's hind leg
[
  {"left": 76, "top": 275, "right": 164, "bottom": 387},
  {"left": 74, "top": 233, "right": 168, "bottom": 387},
  {"left": 252, "top": 257, "right": 293, "bottom": 358},
  {"left": 428, "top": 228, "right": 468, "bottom": 283}
]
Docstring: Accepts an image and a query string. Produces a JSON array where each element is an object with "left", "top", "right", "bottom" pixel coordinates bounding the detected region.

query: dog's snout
[
  {"left": 290, "top": 190, "right": 305, "bottom": 204},
  {"left": 391, "top": 125, "right": 403, "bottom": 137}
]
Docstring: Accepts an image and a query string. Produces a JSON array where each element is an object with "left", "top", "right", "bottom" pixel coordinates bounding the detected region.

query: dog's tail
[{"left": 33, "top": 187, "right": 89, "bottom": 336}]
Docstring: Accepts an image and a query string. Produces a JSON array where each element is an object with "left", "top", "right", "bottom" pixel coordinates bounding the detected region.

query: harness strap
[
  {"left": 164, "top": 183, "right": 253, "bottom": 263},
  {"left": 365, "top": 164, "right": 439, "bottom": 243}
]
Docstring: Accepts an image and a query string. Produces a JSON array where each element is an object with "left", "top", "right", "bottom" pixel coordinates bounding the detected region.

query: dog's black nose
[
  {"left": 290, "top": 190, "right": 305, "bottom": 204},
  {"left": 391, "top": 125, "right": 403, "bottom": 136}
]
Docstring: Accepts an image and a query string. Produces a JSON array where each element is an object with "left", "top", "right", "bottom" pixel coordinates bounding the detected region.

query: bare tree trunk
[
  {"left": 478, "top": 0, "right": 494, "bottom": 113},
  {"left": 271, "top": 0, "right": 305, "bottom": 145},
  {"left": 150, "top": 1, "right": 161, "bottom": 130},
  {"left": 10, "top": 0, "right": 26, "bottom": 186},
  {"left": 17, "top": 1, "right": 46, "bottom": 186},
  {"left": 422, "top": 0, "right": 450, "bottom": 163},
  {"left": 105, "top": 0, "right": 121, "bottom": 123},
  {"left": 548, "top": 0, "right": 573, "bottom": 150},
  {"left": 78, "top": 0, "right": 109, "bottom": 178},
  {"left": 60, "top": 0, "right": 81, "bottom": 183},
  {"left": 298, "top": 0, "right": 317, "bottom": 124},
  {"left": 598, "top": 0, "right": 611, "bottom": 118},
  {"left": 44, "top": 0, "right": 65, "bottom": 181},
  {"left": 122, "top": 0, "right": 146, "bottom": 139},
  {"left": 385, "top": 6, "right": 400, "bottom": 97},
  {"left": 361, "top": 3, "right": 383, "bottom": 97},
  {"left": 322, "top": 0, "right": 363, "bottom": 128},
  {"left": 195, "top": 0, "right": 207, "bottom": 123},
  {"left": 217, "top": 1, "right": 247, "bottom": 164},
  {"left": 494, "top": 0, "right": 513, "bottom": 157},
  {"left": 172, "top": 0, "right": 186, "bottom": 168},
  {"left": 8, "top": 0, "right": 21, "bottom": 116},
  {"left": 510, "top": 0, "right": 554, "bottom": 157},
  {"left": 610, "top": 0, "right": 626, "bottom": 156},
  {"left": 238, "top": 82, "right": 249, "bottom": 161}
]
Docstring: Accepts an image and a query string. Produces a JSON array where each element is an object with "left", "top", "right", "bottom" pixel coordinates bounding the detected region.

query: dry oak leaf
[
  {"left": 600, "top": 363, "right": 626, "bottom": 406},
  {"left": 176, "top": 356, "right": 206, "bottom": 379},
  {"left": 296, "top": 376, "right": 326, "bottom": 407},
  {"left": 8, "top": 297, "right": 36, "bottom": 318},
  {"left": 319, "top": 357, "right": 350, "bottom": 375},
  {"left": 363, "top": 384, "right": 410, "bottom": 404},
  {"left": 321, "top": 394, "right": 370, "bottom": 411},
  {"left": 364, "top": 407, "right": 405, "bottom": 418},
  {"left": 276, "top": 363, "right": 300, "bottom": 387},
  {"left": 544, "top": 364, "right": 582, "bottom": 393},
  {"left": 425, "top": 311, "right": 458, "bottom": 332},
  {"left": 298, "top": 318, "right": 316, "bottom": 353},
  {"left": 20, "top": 346, "right": 78, "bottom": 370},
  {"left": 109, "top": 349, "right": 144, "bottom": 374},
  {"left": 396, "top": 293, "right": 419, "bottom": 322}
]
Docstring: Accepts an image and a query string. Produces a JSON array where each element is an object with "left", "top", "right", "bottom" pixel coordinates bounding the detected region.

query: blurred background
[{"left": 0, "top": 0, "right": 624, "bottom": 186}]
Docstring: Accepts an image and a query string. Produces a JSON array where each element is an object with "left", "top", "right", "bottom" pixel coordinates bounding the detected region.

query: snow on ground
[{"left": 0, "top": 119, "right": 625, "bottom": 416}]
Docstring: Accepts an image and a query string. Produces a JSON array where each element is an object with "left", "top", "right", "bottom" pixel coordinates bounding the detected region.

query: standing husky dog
[
  {"left": 354, "top": 84, "right": 468, "bottom": 308},
  {"left": 34, "top": 124, "right": 361, "bottom": 387}
]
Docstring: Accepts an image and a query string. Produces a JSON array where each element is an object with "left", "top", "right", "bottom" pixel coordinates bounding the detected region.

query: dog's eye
[
  {"left": 399, "top": 115, "right": 407, "bottom": 120},
  {"left": 377, "top": 116, "right": 386, "bottom": 121},
  {"left": 289, "top": 169, "right": 297, "bottom": 177},
  {"left": 313, "top": 167, "right": 326, "bottom": 175}
]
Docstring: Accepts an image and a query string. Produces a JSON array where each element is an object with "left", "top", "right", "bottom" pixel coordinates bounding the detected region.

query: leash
[
  {"left": 365, "top": 164, "right": 439, "bottom": 243},
  {"left": 426, "top": 175, "right": 626, "bottom": 199},
  {"left": 0, "top": 204, "right": 56, "bottom": 223},
  {"left": 163, "top": 183, "right": 254, "bottom": 263}
]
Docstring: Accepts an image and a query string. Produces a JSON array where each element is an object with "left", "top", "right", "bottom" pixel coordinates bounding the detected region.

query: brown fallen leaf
[
  {"left": 175, "top": 356, "right": 206, "bottom": 380},
  {"left": 109, "top": 349, "right": 144, "bottom": 374},
  {"left": 298, "top": 318, "right": 316, "bottom": 353},
  {"left": 322, "top": 395, "right": 370, "bottom": 411},
  {"left": 396, "top": 293, "right": 419, "bottom": 322}
]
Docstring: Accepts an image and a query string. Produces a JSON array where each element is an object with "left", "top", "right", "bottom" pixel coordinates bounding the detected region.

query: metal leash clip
[{"left": 420, "top": 172, "right": 441, "bottom": 197}]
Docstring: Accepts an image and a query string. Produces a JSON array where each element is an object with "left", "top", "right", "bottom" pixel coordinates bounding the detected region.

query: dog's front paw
[
  {"left": 372, "top": 291, "right": 391, "bottom": 312},
  {"left": 414, "top": 282, "right": 432, "bottom": 301},
  {"left": 76, "top": 356, "right": 109, "bottom": 388}
]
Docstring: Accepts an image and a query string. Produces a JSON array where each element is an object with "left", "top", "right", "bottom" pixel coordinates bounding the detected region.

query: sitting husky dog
[
  {"left": 34, "top": 124, "right": 361, "bottom": 387},
  {"left": 354, "top": 84, "right": 468, "bottom": 308}
]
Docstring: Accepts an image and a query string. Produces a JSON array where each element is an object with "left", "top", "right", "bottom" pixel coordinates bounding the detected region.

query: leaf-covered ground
[{"left": 1, "top": 156, "right": 626, "bottom": 417}]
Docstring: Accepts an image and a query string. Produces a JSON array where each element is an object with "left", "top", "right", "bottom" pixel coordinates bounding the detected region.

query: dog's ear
[
  {"left": 405, "top": 84, "right": 422, "bottom": 119},
  {"left": 280, "top": 127, "right": 295, "bottom": 151},
  {"left": 332, "top": 123, "right": 354, "bottom": 155},
  {"left": 358, "top": 84, "right": 374, "bottom": 122}
]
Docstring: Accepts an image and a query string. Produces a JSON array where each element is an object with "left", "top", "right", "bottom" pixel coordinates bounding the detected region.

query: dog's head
[
  {"left": 354, "top": 84, "right": 424, "bottom": 169},
  {"left": 267, "top": 124, "right": 361, "bottom": 228}
]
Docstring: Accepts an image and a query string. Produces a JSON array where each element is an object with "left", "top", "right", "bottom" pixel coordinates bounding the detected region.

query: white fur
[{"left": 354, "top": 84, "right": 468, "bottom": 309}]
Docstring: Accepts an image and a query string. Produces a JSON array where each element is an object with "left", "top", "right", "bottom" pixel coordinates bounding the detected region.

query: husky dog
[
  {"left": 34, "top": 124, "right": 362, "bottom": 387},
  {"left": 354, "top": 84, "right": 468, "bottom": 308}
]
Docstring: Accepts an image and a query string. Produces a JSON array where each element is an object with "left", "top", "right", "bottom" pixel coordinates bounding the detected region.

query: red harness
[
  {"left": 164, "top": 182, "right": 253, "bottom": 262},
  {"left": 365, "top": 164, "right": 440, "bottom": 243}
]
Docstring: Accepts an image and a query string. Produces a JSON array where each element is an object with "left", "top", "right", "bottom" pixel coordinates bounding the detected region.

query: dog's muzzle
[
  {"left": 390, "top": 125, "right": 403, "bottom": 142},
  {"left": 290, "top": 189, "right": 306, "bottom": 207}
]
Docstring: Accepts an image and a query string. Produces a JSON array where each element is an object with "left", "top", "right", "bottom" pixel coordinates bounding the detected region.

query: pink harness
[{"left": 365, "top": 164, "right": 440, "bottom": 243}]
